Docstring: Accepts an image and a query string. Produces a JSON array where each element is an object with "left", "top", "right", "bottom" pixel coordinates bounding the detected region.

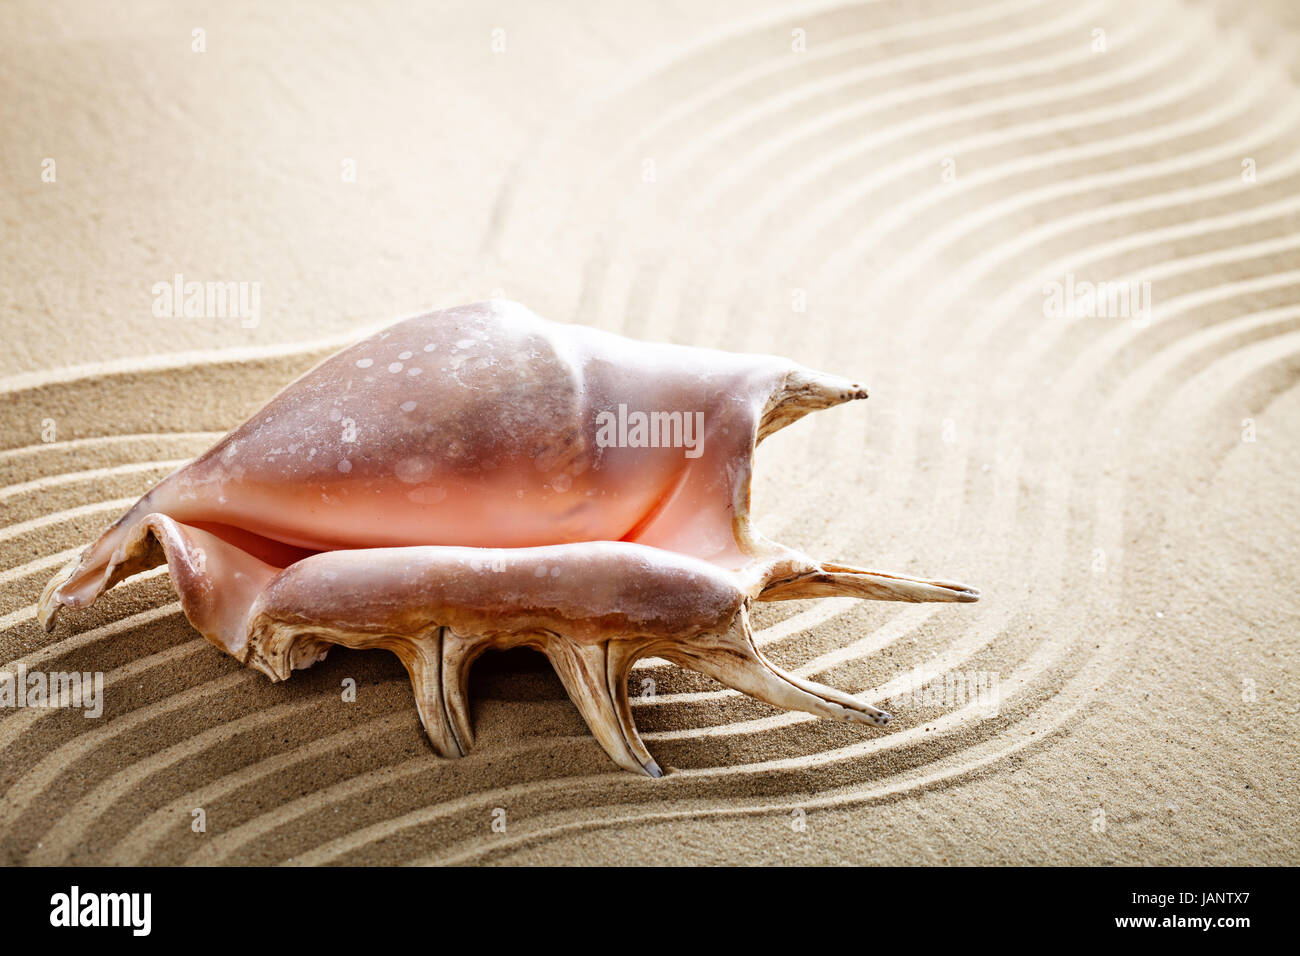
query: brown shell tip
[
  {"left": 758, "top": 367, "right": 870, "bottom": 441},
  {"left": 37, "top": 558, "right": 79, "bottom": 632}
]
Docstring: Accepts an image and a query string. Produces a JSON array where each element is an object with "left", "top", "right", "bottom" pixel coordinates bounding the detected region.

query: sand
[{"left": 1, "top": 0, "right": 1297, "bottom": 865}]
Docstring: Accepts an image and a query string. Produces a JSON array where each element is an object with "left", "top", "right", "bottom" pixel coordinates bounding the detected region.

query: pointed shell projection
[{"left": 39, "top": 301, "right": 978, "bottom": 775}]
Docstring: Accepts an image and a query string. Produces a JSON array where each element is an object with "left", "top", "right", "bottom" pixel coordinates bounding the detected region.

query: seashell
[{"left": 39, "top": 300, "right": 978, "bottom": 775}]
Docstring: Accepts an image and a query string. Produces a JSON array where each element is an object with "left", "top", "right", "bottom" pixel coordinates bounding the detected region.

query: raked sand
[{"left": 0, "top": 0, "right": 1297, "bottom": 864}]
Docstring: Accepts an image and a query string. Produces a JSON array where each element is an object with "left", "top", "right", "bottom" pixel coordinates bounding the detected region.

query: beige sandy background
[{"left": 1, "top": 0, "right": 1297, "bottom": 864}]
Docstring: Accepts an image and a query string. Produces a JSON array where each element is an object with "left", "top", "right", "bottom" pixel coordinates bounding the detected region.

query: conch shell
[{"left": 39, "top": 300, "right": 977, "bottom": 775}]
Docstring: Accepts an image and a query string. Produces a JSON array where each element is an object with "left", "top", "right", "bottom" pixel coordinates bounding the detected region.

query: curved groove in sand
[
  {"left": 764, "top": 37, "right": 1248, "bottom": 274},
  {"left": 0, "top": 432, "right": 221, "bottom": 468},
  {"left": 656, "top": 0, "right": 1113, "bottom": 182},
  {"left": 0, "top": 460, "right": 188, "bottom": 503},
  {"left": 648, "top": 24, "right": 1189, "bottom": 345},
  {"left": 660, "top": 0, "right": 1171, "bottom": 225},
  {"left": 866, "top": 135, "right": 1300, "bottom": 338},
  {"left": 494, "top": 0, "right": 1060, "bottom": 253},
  {"left": 823, "top": 88, "right": 1300, "bottom": 290},
  {"left": 974, "top": 200, "right": 1300, "bottom": 349},
  {"left": 603, "top": 0, "right": 1159, "bottom": 342},
  {"left": 0, "top": 331, "right": 379, "bottom": 400},
  {"left": 0, "top": 497, "right": 139, "bottom": 545}
]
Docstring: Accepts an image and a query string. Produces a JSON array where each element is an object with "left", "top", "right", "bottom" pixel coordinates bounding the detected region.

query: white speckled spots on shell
[
  {"left": 394, "top": 456, "right": 435, "bottom": 485},
  {"left": 388, "top": 362, "right": 403, "bottom": 373},
  {"left": 355, "top": 358, "right": 373, "bottom": 369},
  {"left": 337, "top": 459, "right": 352, "bottom": 474}
]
